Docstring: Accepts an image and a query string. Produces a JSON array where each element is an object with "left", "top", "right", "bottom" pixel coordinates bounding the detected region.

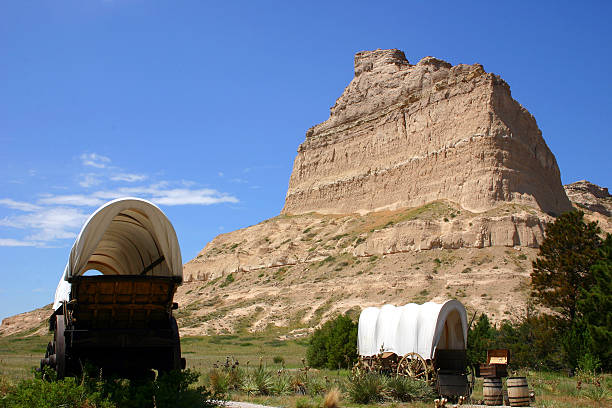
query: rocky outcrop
[
  {"left": 183, "top": 201, "right": 549, "bottom": 282},
  {"left": 283, "top": 49, "right": 572, "bottom": 216},
  {"left": 564, "top": 180, "right": 612, "bottom": 217},
  {"left": 0, "top": 304, "right": 51, "bottom": 336}
]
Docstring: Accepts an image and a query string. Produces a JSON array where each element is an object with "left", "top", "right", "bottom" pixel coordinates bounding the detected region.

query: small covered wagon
[
  {"left": 356, "top": 300, "right": 471, "bottom": 398},
  {"left": 40, "top": 198, "right": 185, "bottom": 378}
]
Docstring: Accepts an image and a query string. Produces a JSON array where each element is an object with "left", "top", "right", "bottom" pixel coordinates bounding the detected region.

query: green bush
[
  {"left": 220, "top": 273, "right": 235, "bottom": 287},
  {"left": 467, "top": 312, "right": 564, "bottom": 370},
  {"left": 270, "top": 371, "right": 292, "bottom": 396},
  {"left": 306, "top": 314, "right": 358, "bottom": 369},
  {"left": 273, "top": 355, "right": 285, "bottom": 365},
  {"left": 347, "top": 373, "right": 386, "bottom": 404},
  {"left": 0, "top": 368, "right": 219, "bottom": 408},
  {"left": 249, "top": 363, "right": 273, "bottom": 395},
  {"left": 0, "top": 375, "right": 113, "bottom": 408},
  {"left": 387, "top": 375, "right": 435, "bottom": 402}
]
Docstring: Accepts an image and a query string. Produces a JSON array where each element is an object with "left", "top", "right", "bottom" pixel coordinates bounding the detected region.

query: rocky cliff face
[
  {"left": 564, "top": 180, "right": 611, "bottom": 217},
  {"left": 564, "top": 180, "right": 612, "bottom": 232},
  {"left": 283, "top": 49, "right": 572, "bottom": 216}
]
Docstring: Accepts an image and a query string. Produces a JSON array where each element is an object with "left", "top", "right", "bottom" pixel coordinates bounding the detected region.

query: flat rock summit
[{"left": 2, "top": 49, "right": 610, "bottom": 337}]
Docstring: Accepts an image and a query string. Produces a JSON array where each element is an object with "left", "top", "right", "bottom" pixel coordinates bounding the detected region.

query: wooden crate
[{"left": 487, "top": 349, "right": 510, "bottom": 365}]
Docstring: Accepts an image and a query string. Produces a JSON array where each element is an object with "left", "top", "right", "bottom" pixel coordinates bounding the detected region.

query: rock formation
[
  {"left": 564, "top": 180, "right": 611, "bottom": 217},
  {"left": 283, "top": 49, "right": 572, "bottom": 216}
]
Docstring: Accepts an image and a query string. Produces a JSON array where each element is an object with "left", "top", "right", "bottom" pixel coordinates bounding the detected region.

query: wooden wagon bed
[
  {"left": 46, "top": 275, "right": 183, "bottom": 376},
  {"left": 68, "top": 275, "right": 180, "bottom": 330}
]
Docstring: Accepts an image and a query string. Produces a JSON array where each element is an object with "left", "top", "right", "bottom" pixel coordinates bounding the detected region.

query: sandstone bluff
[
  {"left": 2, "top": 50, "right": 609, "bottom": 337},
  {"left": 283, "top": 49, "right": 572, "bottom": 216}
]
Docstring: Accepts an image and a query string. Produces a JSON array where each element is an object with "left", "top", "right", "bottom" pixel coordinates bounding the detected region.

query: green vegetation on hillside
[
  {"left": 306, "top": 314, "right": 358, "bottom": 370},
  {"left": 0, "top": 367, "right": 217, "bottom": 408},
  {"left": 530, "top": 211, "right": 611, "bottom": 370}
]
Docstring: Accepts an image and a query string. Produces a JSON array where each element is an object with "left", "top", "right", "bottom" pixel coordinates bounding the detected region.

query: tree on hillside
[
  {"left": 531, "top": 211, "right": 602, "bottom": 323},
  {"left": 307, "top": 314, "right": 358, "bottom": 369},
  {"left": 466, "top": 314, "right": 493, "bottom": 366},
  {"left": 577, "top": 234, "right": 612, "bottom": 371}
]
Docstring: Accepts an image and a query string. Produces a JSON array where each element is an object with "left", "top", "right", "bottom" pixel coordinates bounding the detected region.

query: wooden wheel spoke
[{"left": 397, "top": 352, "right": 429, "bottom": 382}]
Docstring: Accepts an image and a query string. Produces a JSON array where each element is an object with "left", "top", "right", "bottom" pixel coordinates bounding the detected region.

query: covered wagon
[
  {"left": 356, "top": 300, "right": 471, "bottom": 398},
  {"left": 40, "top": 198, "right": 185, "bottom": 378}
]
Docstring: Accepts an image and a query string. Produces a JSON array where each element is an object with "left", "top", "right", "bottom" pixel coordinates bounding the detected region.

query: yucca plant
[
  {"left": 270, "top": 370, "right": 292, "bottom": 395},
  {"left": 305, "top": 374, "right": 328, "bottom": 396},
  {"left": 347, "top": 373, "right": 387, "bottom": 404},
  {"left": 252, "top": 362, "right": 274, "bottom": 395},
  {"left": 240, "top": 376, "right": 259, "bottom": 396}
]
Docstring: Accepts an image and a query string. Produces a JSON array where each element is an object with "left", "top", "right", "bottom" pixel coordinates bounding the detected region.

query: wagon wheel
[
  {"left": 39, "top": 341, "right": 54, "bottom": 373},
  {"left": 397, "top": 352, "right": 430, "bottom": 382},
  {"left": 54, "top": 314, "right": 66, "bottom": 379}
]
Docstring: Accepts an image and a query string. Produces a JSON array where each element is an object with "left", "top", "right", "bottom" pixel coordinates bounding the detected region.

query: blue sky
[{"left": 1, "top": 1, "right": 610, "bottom": 321}]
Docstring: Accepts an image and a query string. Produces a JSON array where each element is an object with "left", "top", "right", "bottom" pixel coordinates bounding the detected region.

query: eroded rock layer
[{"left": 283, "top": 49, "right": 572, "bottom": 216}]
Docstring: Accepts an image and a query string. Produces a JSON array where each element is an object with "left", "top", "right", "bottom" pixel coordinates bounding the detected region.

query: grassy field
[{"left": 1, "top": 332, "right": 610, "bottom": 407}]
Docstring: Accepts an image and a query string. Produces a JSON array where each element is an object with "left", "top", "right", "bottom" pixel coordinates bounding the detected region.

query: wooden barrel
[
  {"left": 483, "top": 378, "right": 503, "bottom": 406},
  {"left": 507, "top": 377, "right": 530, "bottom": 406}
]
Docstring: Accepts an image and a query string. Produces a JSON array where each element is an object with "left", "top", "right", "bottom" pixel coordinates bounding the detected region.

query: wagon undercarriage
[{"left": 353, "top": 349, "right": 472, "bottom": 398}]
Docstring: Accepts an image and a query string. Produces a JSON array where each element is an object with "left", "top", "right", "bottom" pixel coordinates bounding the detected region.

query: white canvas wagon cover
[
  {"left": 53, "top": 197, "right": 182, "bottom": 310},
  {"left": 357, "top": 300, "right": 468, "bottom": 360}
]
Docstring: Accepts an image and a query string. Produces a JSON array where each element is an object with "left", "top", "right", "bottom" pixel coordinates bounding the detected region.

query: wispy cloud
[
  {"left": 0, "top": 198, "right": 41, "bottom": 212},
  {"left": 0, "top": 238, "right": 37, "bottom": 247},
  {"left": 38, "top": 195, "right": 104, "bottom": 207},
  {"left": 79, "top": 173, "right": 102, "bottom": 188},
  {"left": 80, "top": 153, "right": 111, "bottom": 169},
  {"left": 0, "top": 153, "right": 240, "bottom": 246},
  {"left": 110, "top": 173, "right": 147, "bottom": 183},
  {"left": 230, "top": 178, "right": 248, "bottom": 184},
  {"left": 0, "top": 207, "right": 88, "bottom": 243},
  {"left": 149, "top": 188, "right": 239, "bottom": 206}
]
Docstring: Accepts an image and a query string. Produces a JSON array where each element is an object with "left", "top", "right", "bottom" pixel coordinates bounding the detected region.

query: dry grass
[{"left": 323, "top": 387, "right": 340, "bottom": 408}]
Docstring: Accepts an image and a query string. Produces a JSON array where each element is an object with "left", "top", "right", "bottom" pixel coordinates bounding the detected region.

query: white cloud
[
  {"left": 111, "top": 173, "right": 147, "bottom": 183},
  {"left": 0, "top": 162, "right": 239, "bottom": 246},
  {"left": 79, "top": 173, "right": 102, "bottom": 188},
  {"left": 37, "top": 184, "right": 239, "bottom": 209},
  {"left": 0, "top": 198, "right": 41, "bottom": 212},
  {"left": 0, "top": 238, "right": 36, "bottom": 247},
  {"left": 80, "top": 153, "right": 111, "bottom": 168},
  {"left": 38, "top": 195, "right": 104, "bottom": 207},
  {"left": 0, "top": 207, "right": 88, "bottom": 243},
  {"left": 149, "top": 188, "right": 239, "bottom": 206}
]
